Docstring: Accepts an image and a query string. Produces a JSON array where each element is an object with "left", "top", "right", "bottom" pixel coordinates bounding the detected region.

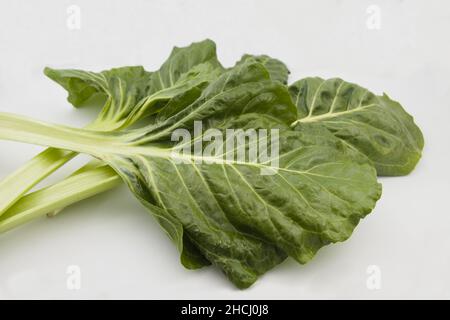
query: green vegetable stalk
[{"left": 0, "top": 165, "right": 120, "bottom": 233}]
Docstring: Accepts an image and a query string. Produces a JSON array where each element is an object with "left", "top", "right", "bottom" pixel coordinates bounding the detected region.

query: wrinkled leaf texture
[
  {"left": 0, "top": 61, "right": 381, "bottom": 288},
  {"left": 44, "top": 39, "right": 224, "bottom": 131},
  {"left": 289, "top": 77, "right": 424, "bottom": 176}
]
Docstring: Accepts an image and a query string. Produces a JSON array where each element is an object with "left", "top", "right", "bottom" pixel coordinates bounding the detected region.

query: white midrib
[
  {"left": 0, "top": 111, "right": 263, "bottom": 165},
  {"left": 291, "top": 104, "right": 377, "bottom": 126},
  {"left": 82, "top": 144, "right": 354, "bottom": 181},
  {"left": 0, "top": 112, "right": 358, "bottom": 181}
]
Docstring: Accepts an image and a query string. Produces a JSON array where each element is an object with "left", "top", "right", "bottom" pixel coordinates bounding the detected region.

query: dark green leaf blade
[
  {"left": 234, "top": 54, "right": 290, "bottom": 84},
  {"left": 289, "top": 77, "right": 424, "bottom": 176},
  {"left": 44, "top": 66, "right": 151, "bottom": 109},
  {"left": 148, "top": 39, "right": 223, "bottom": 91},
  {"left": 139, "top": 60, "right": 297, "bottom": 143},
  {"left": 97, "top": 68, "right": 380, "bottom": 287},
  {"left": 106, "top": 122, "right": 380, "bottom": 288},
  {"left": 44, "top": 39, "right": 224, "bottom": 131},
  {"left": 0, "top": 63, "right": 381, "bottom": 289}
]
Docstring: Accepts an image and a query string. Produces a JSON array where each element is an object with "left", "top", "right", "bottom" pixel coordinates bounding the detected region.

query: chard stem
[
  {"left": 0, "top": 112, "right": 120, "bottom": 161},
  {"left": 0, "top": 112, "right": 117, "bottom": 217},
  {"left": 0, "top": 165, "right": 121, "bottom": 234},
  {"left": 0, "top": 148, "right": 77, "bottom": 215}
]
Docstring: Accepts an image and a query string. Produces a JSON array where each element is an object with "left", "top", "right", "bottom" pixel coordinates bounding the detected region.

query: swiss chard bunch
[{"left": 0, "top": 40, "right": 423, "bottom": 288}]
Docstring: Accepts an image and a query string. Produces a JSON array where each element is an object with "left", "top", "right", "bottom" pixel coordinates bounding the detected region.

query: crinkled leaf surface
[
  {"left": 45, "top": 39, "right": 223, "bottom": 131},
  {"left": 0, "top": 62, "right": 381, "bottom": 288},
  {"left": 0, "top": 40, "right": 222, "bottom": 216},
  {"left": 234, "top": 54, "right": 290, "bottom": 84},
  {"left": 289, "top": 77, "right": 424, "bottom": 176}
]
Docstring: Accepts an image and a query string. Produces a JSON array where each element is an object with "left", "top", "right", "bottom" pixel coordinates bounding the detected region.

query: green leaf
[
  {"left": 43, "top": 66, "right": 150, "bottom": 109},
  {"left": 234, "top": 54, "right": 290, "bottom": 84},
  {"left": 0, "top": 40, "right": 224, "bottom": 217},
  {"left": 148, "top": 39, "right": 223, "bottom": 92},
  {"left": 139, "top": 60, "right": 296, "bottom": 143},
  {"left": 0, "top": 62, "right": 381, "bottom": 288},
  {"left": 45, "top": 39, "right": 223, "bottom": 131},
  {"left": 289, "top": 77, "right": 424, "bottom": 176}
]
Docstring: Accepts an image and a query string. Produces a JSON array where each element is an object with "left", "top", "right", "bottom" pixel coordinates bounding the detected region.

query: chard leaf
[
  {"left": 45, "top": 39, "right": 223, "bottom": 131},
  {"left": 0, "top": 40, "right": 223, "bottom": 216},
  {"left": 0, "top": 62, "right": 381, "bottom": 288},
  {"left": 289, "top": 77, "right": 424, "bottom": 176},
  {"left": 234, "top": 54, "right": 290, "bottom": 84}
]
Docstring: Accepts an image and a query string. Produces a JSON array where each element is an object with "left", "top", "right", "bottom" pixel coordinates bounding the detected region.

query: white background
[{"left": 0, "top": 0, "right": 448, "bottom": 299}]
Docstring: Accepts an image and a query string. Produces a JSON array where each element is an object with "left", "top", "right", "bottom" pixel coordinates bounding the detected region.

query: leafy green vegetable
[
  {"left": 0, "top": 61, "right": 381, "bottom": 288},
  {"left": 289, "top": 77, "right": 424, "bottom": 176},
  {"left": 0, "top": 39, "right": 223, "bottom": 216},
  {"left": 234, "top": 54, "right": 290, "bottom": 84},
  {"left": 0, "top": 39, "right": 426, "bottom": 289},
  {"left": 45, "top": 40, "right": 223, "bottom": 131}
]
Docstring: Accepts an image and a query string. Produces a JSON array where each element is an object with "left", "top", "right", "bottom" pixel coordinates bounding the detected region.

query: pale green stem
[
  {"left": 0, "top": 112, "right": 110, "bottom": 216},
  {"left": 0, "top": 112, "right": 128, "bottom": 233},
  {"left": 0, "top": 149, "right": 77, "bottom": 215},
  {"left": 0, "top": 85, "right": 176, "bottom": 216},
  {"left": 0, "top": 165, "right": 121, "bottom": 234},
  {"left": 46, "top": 159, "right": 102, "bottom": 217},
  {"left": 0, "top": 112, "right": 123, "bottom": 160}
]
